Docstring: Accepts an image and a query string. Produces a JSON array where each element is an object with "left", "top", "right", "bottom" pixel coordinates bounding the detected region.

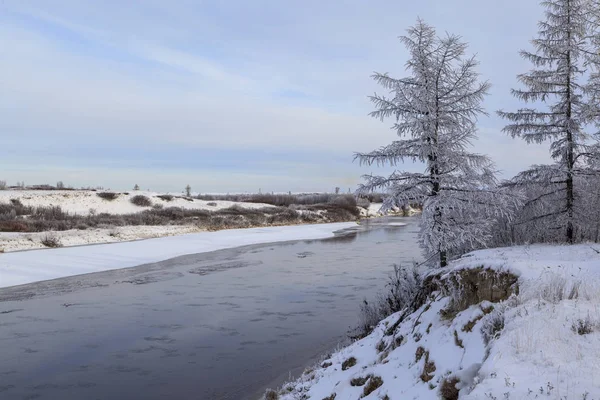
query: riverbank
[
  {"left": 269, "top": 243, "right": 600, "bottom": 399},
  {"left": 0, "top": 190, "right": 372, "bottom": 252}
]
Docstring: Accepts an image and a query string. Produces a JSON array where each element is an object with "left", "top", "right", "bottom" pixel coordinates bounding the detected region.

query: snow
[
  {"left": 358, "top": 203, "right": 383, "bottom": 218},
  {"left": 0, "top": 190, "right": 275, "bottom": 216},
  {"left": 0, "top": 225, "right": 203, "bottom": 252},
  {"left": 448, "top": 243, "right": 600, "bottom": 283},
  {"left": 275, "top": 244, "right": 600, "bottom": 399},
  {"left": 0, "top": 221, "right": 357, "bottom": 289}
]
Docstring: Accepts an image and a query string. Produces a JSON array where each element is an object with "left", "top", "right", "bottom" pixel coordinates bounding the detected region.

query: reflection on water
[{"left": 0, "top": 217, "right": 420, "bottom": 400}]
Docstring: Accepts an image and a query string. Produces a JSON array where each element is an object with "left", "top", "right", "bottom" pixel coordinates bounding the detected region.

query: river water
[{"left": 0, "top": 217, "right": 420, "bottom": 400}]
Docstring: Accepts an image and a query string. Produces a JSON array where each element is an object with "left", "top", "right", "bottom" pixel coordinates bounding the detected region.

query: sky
[{"left": 1, "top": 0, "right": 554, "bottom": 193}]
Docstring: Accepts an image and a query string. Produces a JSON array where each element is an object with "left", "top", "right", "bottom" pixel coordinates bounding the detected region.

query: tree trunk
[{"left": 566, "top": 2, "right": 575, "bottom": 245}]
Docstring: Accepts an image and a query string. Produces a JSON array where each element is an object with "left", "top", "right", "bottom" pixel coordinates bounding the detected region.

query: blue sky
[{"left": 1, "top": 0, "right": 552, "bottom": 192}]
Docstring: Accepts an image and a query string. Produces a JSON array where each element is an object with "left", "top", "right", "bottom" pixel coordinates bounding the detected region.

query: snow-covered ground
[
  {"left": 0, "top": 225, "right": 204, "bottom": 252},
  {"left": 0, "top": 190, "right": 275, "bottom": 215},
  {"left": 274, "top": 244, "right": 600, "bottom": 399},
  {"left": 0, "top": 221, "right": 357, "bottom": 289}
]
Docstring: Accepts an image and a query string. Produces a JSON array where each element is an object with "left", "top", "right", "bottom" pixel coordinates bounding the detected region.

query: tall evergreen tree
[
  {"left": 356, "top": 20, "right": 516, "bottom": 267},
  {"left": 498, "top": 0, "right": 600, "bottom": 244}
]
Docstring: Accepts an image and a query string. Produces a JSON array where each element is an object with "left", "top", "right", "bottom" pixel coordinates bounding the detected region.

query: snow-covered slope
[
  {"left": 0, "top": 190, "right": 274, "bottom": 216},
  {"left": 273, "top": 244, "right": 600, "bottom": 399}
]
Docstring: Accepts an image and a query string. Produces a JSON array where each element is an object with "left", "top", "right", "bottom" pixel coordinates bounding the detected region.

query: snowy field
[
  {"left": 0, "top": 221, "right": 357, "bottom": 289},
  {"left": 274, "top": 244, "right": 600, "bottom": 399},
  {"left": 0, "top": 190, "right": 275, "bottom": 216}
]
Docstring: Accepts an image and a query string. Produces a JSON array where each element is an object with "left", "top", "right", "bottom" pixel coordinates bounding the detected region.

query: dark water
[{"left": 0, "top": 217, "right": 420, "bottom": 400}]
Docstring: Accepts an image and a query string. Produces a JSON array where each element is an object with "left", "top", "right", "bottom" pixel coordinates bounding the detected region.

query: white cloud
[{"left": 0, "top": 0, "right": 557, "bottom": 190}]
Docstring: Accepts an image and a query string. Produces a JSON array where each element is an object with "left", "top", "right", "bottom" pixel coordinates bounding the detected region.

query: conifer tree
[
  {"left": 498, "top": 0, "right": 600, "bottom": 244},
  {"left": 356, "top": 20, "right": 516, "bottom": 267}
]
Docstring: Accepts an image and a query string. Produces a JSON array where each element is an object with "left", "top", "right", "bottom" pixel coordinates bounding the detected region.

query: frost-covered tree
[
  {"left": 498, "top": 0, "right": 600, "bottom": 244},
  {"left": 356, "top": 20, "right": 517, "bottom": 267}
]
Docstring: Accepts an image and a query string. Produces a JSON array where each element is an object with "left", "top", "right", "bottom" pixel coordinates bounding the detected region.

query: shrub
[
  {"left": 97, "top": 192, "right": 119, "bottom": 201},
  {"left": 0, "top": 180, "right": 6, "bottom": 190},
  {"left": 357, "top": 264, "right": 422, "bottom": 336},
  {"left": 41, "top": 234, "right": 62, "bottom": 248},
  {"left": 130, "top": 195, "right": 152, "bottom": 207},
  {"left": 207, "top": 202, "right": 217, "bottom": 206},
  {"left": 156, "top": 194, "right": 174, "bottom": 202},
  {"left": 32, "top": 206, "right": 67, "bottom": 220},
  {"left": 0, "top": 220, "right": 28, "bottom": 232}
]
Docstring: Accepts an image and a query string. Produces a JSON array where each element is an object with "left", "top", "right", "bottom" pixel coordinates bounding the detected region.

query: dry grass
[
  {"left": 481, "top": 308, "right": 506, "bottom": 345},
  {"left": 462, "top": 314, "right": 484, "bottom": 333},
  {"left": 453, "top": 330, "right": 464, "bottom": 348},
  {"left": 264, "top": 389, "right": 279, "bottom": 400},
  {"left": 362, "top": 376, "right": 383, "bottom": 397},
  {"left": 439, "top": 377, "right": 460, "bottom": 400},
  {"left": 341, "top": 356, "right": 357, "bottom": 371},
  {"left": 0, "top": 202, "right": 326, "bottom": 233},
  {"left": 41, "top": 234, "right": 62, "bottom": 248},
  {"left": 572, "top": 315, "right": 597, "bottom": 335},
  {"left": 350, "top": 375, "right": 371, "bottom": 386},
  {"left": 415, "top": 346, "right": 425, "bottom": 362},
  {"left": 419, "top": 351, "right": 436, "bottom": 383}
]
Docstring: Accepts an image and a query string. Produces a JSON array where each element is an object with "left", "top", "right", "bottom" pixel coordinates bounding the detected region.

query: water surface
[{"left": 0, "top": 217, "right": 420, "bottom": 400}]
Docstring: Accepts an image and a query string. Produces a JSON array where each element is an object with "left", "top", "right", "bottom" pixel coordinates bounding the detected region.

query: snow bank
[
  {"left": 274, "top": 244, "right": 600, "bottom": 399},
  {"left": 0, "top": 225, "right": 203, "bottom": 252},
  {"left": 0, "top": 221, "right": 357, "bottom": 289},
  {"left": 0, "top": 190, "right": 274, "bottom": 216}
]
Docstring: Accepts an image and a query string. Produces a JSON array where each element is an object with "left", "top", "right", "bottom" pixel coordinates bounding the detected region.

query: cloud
[{"left": 0, "top": 0, "right": 555, "bottom": 191}]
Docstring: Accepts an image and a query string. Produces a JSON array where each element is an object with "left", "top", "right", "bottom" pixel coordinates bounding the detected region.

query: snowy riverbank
[
  {"left": 0, "top": 190, "right": 373, "bottom": 252},
  {"left": 0, "top": 221, "right": 357, "bottom": 289},
  {"left": 271, "top": 244, "right": 600, "bottom": 399}
]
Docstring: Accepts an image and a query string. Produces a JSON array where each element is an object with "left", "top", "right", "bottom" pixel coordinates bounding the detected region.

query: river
[{"left": 0, "top": 217, "right": 420, "bottom": 400}]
